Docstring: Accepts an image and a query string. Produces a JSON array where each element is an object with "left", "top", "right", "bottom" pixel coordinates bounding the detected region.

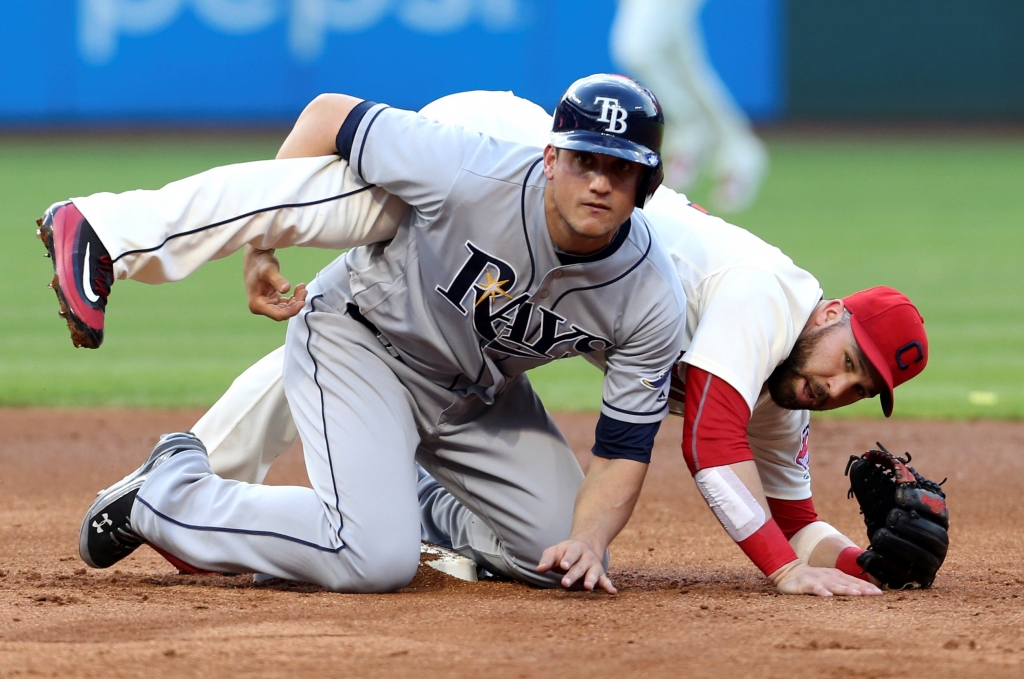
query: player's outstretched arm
[
  {"left": 537, "top": 456, "right": 648, "bottom": 594},
  {"left": 681, "top": 365, "right": 882, "bottom": 596},
  {"left": 277, "top": 93, "right": 364, "bottom": 160},
  {"left": 703, "top": 457, "right": 881, "bottom": 597}
]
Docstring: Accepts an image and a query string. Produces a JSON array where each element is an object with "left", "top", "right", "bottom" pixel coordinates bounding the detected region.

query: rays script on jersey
[{"left": 437, "top": 241, "right": 611, "bottom": 360}]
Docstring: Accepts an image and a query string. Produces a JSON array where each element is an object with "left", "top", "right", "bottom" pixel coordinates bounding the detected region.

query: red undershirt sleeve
[
  {"left": 681, "top": 364, "right": 799, "bottom": 576},
  {"left": 681, "top": 364, "right": 754, "bottom": 475},
  {"left": 766, "top": 497, "right": 819, "bottom": 540}
]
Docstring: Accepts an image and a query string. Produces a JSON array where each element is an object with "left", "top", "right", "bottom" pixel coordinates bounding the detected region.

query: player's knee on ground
[{"left": 316, "top": 539, "right": 421, "bottom": 593}]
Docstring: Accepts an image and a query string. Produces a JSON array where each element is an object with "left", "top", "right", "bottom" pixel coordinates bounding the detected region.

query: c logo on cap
[{"left": 895, "top": 341, "right": 924, "bottom": 370}]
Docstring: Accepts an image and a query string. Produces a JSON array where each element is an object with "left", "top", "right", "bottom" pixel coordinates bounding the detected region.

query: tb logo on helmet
[{"left": 594, "top": 97, "right": 628, "bottom": 133}]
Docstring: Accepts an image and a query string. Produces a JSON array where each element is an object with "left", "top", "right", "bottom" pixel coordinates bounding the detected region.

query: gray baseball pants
[{"left": 132, "top": 279, "right": 584, "bottom": 592}]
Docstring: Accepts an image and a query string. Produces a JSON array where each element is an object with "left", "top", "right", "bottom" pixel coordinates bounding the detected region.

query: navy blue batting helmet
[{"left": 551, "top": 74, "right": 665, "bottom": 207}]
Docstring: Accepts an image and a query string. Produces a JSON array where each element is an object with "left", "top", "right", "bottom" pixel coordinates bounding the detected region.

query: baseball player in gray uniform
[
  {"left": 229, "top": 99, "right": 923, "bottom": 597},
  {"left": 67, "top": 75, "right": 688, "bottom": 593},
  {"left": 47, "top": 89, "right": 894, "bottom": 596}
]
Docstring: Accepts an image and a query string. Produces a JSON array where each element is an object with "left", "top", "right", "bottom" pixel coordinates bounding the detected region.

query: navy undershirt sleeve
[
  {"left": 592, "top": 413, "right": 661, "bottom": 464},
  {"left": 335, "top": 100, "right": 378, "bottom": 161}
]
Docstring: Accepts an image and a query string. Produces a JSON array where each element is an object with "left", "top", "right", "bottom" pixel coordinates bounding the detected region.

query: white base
[{"left": 420, "top": 542, "right": 479, "bottom": 582}]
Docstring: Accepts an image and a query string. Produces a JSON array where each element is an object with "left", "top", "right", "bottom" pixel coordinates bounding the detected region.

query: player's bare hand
[
  {"left": 244, "top": 245, "right": 307, "bottom": 321},
  {"left": 769, "top": 561, "right": 882, "bottom": 597},
  {"left": 537, "top": 540, "right": 616, "bottom": 594}
]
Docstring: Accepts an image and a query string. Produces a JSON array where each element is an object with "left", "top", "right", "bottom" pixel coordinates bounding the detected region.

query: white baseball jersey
[{"left": 642, "top": 188, "right": 823, "bottom": 499}]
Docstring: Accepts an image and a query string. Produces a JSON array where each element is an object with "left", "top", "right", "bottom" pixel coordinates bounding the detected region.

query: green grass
[
  {"left": 740, "top": 136, "right": 1024, "bottom": 418},
  {"left": 1, "top": 133, "right": 1021, "bottom": 417}
]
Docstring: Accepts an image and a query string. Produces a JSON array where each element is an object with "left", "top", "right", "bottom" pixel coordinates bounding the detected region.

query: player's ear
[
  {"left": 812, "top": 299, "right": 846, "bottom": 328},
  {"left": 543, "top": 145, "right": 558, "bottom": 179}
]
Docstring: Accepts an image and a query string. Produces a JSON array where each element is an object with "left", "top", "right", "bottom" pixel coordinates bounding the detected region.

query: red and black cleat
[{"left": 36, "top": 201, "right": 114, "bottom": 348}]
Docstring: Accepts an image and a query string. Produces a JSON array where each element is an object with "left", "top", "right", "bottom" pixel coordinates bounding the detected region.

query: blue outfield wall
[{"left": 0, "top": 0, "right": 783, "bottom": 124}]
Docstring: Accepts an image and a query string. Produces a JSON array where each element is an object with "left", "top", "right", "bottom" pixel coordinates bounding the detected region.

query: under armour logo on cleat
[{"left": 93, "top": 513, "right": 113, "bottom": 533}]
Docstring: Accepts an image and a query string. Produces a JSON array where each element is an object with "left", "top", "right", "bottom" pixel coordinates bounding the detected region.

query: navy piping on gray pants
[
  {"left": 303, "top": 294, "right": 346, "bottom": 541},
  {"left": 135, "top": 496, "right": 345, "bottom": 553}
]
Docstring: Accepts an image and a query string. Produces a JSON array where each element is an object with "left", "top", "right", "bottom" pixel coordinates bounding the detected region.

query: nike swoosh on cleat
[{"left": 83, "top": 242, "right": 101, "bottom": 304}]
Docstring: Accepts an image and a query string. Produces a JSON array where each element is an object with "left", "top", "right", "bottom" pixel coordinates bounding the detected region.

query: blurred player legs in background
[{"left": 611, "top": 0, "right": 768, "bottom": 212}]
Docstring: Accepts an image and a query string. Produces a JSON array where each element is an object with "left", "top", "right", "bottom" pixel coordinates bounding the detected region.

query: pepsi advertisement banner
[{"left": 0, "top": 0, "right": 782, "bottom": 124}]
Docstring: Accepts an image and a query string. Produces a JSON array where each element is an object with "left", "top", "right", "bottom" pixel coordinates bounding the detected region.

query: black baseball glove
[{"left": 845, "top": 442, "right": 949, "bottom": 589}]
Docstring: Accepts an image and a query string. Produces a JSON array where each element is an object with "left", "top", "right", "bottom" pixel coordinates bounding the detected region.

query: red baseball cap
[{"left": 842, "top": 287, "right": 928, "bottom": 417}]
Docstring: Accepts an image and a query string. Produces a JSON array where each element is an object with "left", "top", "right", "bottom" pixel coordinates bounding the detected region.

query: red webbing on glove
[
  {"left": 766, "top": 497, "right": 819, "bottom": 540},
  {"left": 681, "top": 365, "right": 753, "bottom": 476},
  {"left": 738, "top": 519, "right": 799, "bottom": 577}
]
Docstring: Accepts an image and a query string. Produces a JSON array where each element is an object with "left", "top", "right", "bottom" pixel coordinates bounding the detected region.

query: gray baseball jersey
[
  {"left": 130, "top": 99, "right": 687, "bottom": 592},
  {"left": 329, "top": 102, "right": 687, "bottom": 425}
]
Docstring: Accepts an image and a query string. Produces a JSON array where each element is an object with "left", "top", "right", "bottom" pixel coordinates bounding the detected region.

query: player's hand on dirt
[
  {"left": 769, "top": 561, "right": 882, "bottom": 597},
  {"left": 244, "top": 245, "right": 307, "bottom": 321},
  {"left": 537, "top": 539, "right": 617, "bottom": 594}
]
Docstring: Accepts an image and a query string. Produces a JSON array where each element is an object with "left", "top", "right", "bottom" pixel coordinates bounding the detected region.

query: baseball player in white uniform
[
  {"left": 43, "top": 89, "right": 925, "bottom": 596},
  {"left": 58, "top": 75, "right": 692, "bottom": 594}
]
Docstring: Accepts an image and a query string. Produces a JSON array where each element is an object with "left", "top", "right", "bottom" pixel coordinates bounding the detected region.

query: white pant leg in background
[
  {"left": 192, "top": 346, "right": 295, "bottom": 484},
  {"left": 133, "top": 290, "right": 424, "bottom": 592},
  {"left": 72, "top": 156, "right": 406, "bottom": 284},
  {"left": 611, "top": 0, "right": 767, "bottom": 209},
  {"left": 612, "top": 0, "right": 713, "bottom": 171}
]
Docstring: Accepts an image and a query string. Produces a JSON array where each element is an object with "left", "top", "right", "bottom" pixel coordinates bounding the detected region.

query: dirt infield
[{"left": 1, "top": 409, "right": 1022, "bottom": 678}]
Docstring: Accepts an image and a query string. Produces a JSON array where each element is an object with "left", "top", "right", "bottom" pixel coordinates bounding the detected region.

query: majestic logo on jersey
[
  {"left": 437, "top": 241, "right": 611, "bottom": 359},
  {"left": 594, "top": 96, "right": 628, "bottom": 133},
  {"left": 795, "top": 424, "right": 810, "bottom": 471}
]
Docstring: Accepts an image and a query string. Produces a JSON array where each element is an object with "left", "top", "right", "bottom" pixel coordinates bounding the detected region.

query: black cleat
[{"left": 79, "top": 432, "right": 206, "bottom": 569}]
